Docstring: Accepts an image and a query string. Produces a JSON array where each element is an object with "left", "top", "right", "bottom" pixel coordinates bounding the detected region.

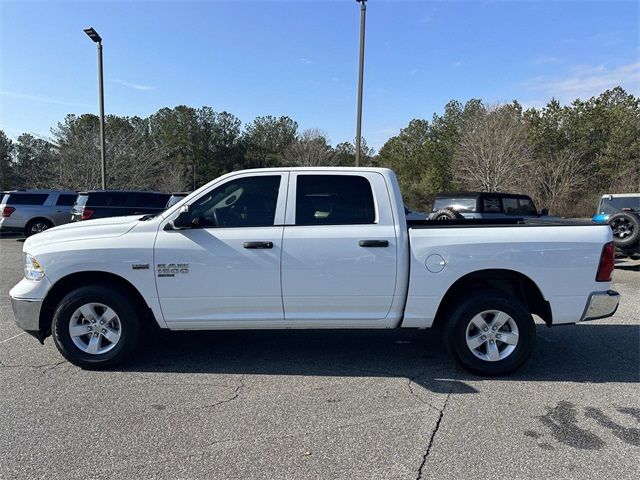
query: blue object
[{"left": 592, "top": 213, "right": 609, "bottom": 224}]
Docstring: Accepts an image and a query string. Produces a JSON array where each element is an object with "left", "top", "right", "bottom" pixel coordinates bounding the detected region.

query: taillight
[
  {"left": 596, "top": 242, "right": 615, "bottom": 282},
  {"left": 81, "top": 208, "right": 94, "bottom": 221},
  {"left": 2, "top": 206, "right": 15, "bottom": 218}
]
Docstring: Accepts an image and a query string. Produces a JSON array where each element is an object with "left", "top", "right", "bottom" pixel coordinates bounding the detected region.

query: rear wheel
[
  {"left": 24, "top": 218, "right": 53, "bottom": 237},
  {"left": 52, "top": 286, "right": 140, "bottom": 369},
  {"left": 445, "top": 290, "right": 536, "bottom": 376}
]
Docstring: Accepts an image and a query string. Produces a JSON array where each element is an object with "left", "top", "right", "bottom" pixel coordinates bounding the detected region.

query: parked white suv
[{"left": 0, "top": 190, "right": 77, "bottom": 237}]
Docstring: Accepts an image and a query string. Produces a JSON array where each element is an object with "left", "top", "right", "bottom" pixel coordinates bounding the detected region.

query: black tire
[
  {"left": 24, "top": 218, "right": 53, "bottom": 237},
  {"left": 52, "top": 286, "right": 141, "bottom": 369},
  {"left": 445, "top": 290, "right": 536, "bottom": 376},
  {"left": 608, "top": 212, "right": 639, "bottom": 248},
  {"left": 429, "top": 208, "right": 465, "bottom": 221}
]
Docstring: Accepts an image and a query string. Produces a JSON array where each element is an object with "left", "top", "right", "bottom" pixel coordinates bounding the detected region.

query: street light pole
[
  {"left": 84, "top": 27, "right": 107, "bottom": 190},
  {"left": 355, "top": 0, "right": 367, "bottom": 167}
]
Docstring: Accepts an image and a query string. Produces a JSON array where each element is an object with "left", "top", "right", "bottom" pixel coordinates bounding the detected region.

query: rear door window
[
  {"left": 295, "top": 175, "right": 375, "bottom": 225},
  {"left": 6, "top": 193, "right": 49, "bottom": 205},
  {"left": 56, "top": 194, "right": 77, "bottom": 206}
]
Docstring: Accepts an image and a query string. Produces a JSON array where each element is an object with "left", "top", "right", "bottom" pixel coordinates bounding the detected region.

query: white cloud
[
  {"left": 524, "top": 61, "right": 640, "bottom": 102},
  {"left": 0, "top": 90, "right": 90, "bottom": 107},
  {"left": 110, "top": 78, "right": 155, "bottom": 91},
  {"left": 298, "top": 58, "right": 313, "bottom": 65},
  {"left": 451, "top": 61, "right": 463, "bottom": 68}
]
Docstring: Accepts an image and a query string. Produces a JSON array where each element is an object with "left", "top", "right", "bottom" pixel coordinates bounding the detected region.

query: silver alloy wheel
[
  {"left": 31, "top": 222, "right": 50, "bottom": 234},
  {"left": 69, "top": 302, "right": 122, "bottom": 355},
  {"left": 465, "top": 310, "right": 519, "bottom": 362}
]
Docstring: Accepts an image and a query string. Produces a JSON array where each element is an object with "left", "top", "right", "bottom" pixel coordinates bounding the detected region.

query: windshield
[
  {"left": 433, "top": 197, "right": 476, "bottom": 212},
  {"left": 598, "top": 196, "right": 640, "bottom": 214}
]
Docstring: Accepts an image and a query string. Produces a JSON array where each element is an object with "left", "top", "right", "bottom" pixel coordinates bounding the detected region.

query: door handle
[
  {"left": 243, "top": 241, "right": 274, "bottom": 249},
  {"left": 359, "top": 240, "right": 389, "bottom": 248}
]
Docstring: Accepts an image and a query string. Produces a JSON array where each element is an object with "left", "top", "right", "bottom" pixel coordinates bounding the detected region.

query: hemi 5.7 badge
[{"left": 157, "top": 263, "right": 189, "bottom": 277}]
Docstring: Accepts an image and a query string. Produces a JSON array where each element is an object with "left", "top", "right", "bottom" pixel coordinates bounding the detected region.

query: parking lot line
[{"left": 0, "top": 332, "right": 24, "bottom": 344}]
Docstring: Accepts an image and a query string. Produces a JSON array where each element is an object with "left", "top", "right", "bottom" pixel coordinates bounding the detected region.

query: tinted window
[
  {"left": 126, "top": 192, "right": 169, "bottom": 208},
  {"left": 56, "top": 194, "right": 77, "bottom": 206},
  {"left": 6, "top": 193, "right": 49, "bottom": 205},
  {"left": 86, "top": 192, "right": 127, "bottom": 207},
  {"left": 599, "top": 197, "right": 640, "bottom": 215},
  {"left": 518, "top": 198, "right": 538, "bottom": 216},
  {"left": 482, "top": 197, "right": 502, "bottom": 213},
  {"left": 74, "top": 195, "right": 89, "bottom": 208},
  {"left": 189, "top": 175, "right": 281, "bottom": 228},
  {"left": 502, "top": 198, "right": 519, "bottom": 215},
  {"left": 433, "top": 197, "right": 476, "bottom": 212},
  {"left": 295, "top": 175, "right": 375, "bottom": 226},
  {"left": 167, "top": 194, "right": 188, "bottom": 209}
]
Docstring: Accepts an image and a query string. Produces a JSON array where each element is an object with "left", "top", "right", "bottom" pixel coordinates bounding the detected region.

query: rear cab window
[{"left": 295, "top": 175, "right": 375, "bottom": 225}]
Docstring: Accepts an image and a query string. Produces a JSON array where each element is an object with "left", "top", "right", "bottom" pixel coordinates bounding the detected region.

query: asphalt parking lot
[{"left": 0, "top": 235, "right": 638, "bottom": 480}]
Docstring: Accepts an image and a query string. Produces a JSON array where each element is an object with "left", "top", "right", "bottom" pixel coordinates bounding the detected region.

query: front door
[{"left": 154, "top": 172, "right": 288, "bottom": 328}]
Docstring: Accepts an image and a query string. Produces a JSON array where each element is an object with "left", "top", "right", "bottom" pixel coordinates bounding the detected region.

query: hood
[{"left": 24, "top": 215, "right": 142, "bottom": 250}]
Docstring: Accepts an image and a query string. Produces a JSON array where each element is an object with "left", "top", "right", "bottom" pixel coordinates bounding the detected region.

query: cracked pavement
[{"left": 1, "top": 236, "right": 639, "bottom": 479}]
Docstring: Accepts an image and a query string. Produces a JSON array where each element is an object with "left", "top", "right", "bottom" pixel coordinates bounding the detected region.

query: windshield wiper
[{"left": 139, "top": 213, "right": 158, "bottom": 221}]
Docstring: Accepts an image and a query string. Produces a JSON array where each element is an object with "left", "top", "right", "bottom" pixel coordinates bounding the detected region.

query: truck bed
[{"left": 406, "top": 218, "right": 595, "bottom": 228}]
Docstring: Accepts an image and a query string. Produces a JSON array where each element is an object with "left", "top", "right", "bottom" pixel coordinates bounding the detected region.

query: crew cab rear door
[
  {"left": 154, "top": 172, "right": 288, "bottom": 327},
  {"left": 281, "top": 172, "right": 398, "bottom": 324}
]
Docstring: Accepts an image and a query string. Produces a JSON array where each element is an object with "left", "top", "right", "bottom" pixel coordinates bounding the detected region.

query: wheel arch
[
  {"left": 432, "top": 269, "right": 552, "bottom": 329},
  {"left": 39, "top": 271, "right": 158, "bottom": 337}
]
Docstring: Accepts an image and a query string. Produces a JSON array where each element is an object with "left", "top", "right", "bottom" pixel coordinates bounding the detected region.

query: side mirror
[
  {"left": 540, "top": 208, "right": 549, "bottom": 216},
  {"left": 172, "top": 205, "right": 193, "bottom": 229}
]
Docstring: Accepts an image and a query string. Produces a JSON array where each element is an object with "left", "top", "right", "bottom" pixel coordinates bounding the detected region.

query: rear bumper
[{"left": 580, "top": 290, "right": 620, "bottom": 322}]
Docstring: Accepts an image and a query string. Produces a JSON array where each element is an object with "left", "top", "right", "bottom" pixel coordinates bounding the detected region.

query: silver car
[{"left": 0, "top": 190, "right": 77, "bottom": 237}]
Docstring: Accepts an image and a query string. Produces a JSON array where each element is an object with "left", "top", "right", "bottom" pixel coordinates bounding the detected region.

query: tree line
[{"left": 0, "top": 87, "right": 638, "bottom": 217}]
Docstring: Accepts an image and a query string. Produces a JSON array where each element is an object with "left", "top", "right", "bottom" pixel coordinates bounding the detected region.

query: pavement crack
[
  {"left": 407, "top": 370, "right": 441, "bottom": 413},
  {"left": 0, "top": 359, "right": 66, "bottom": 370},
  {"left": 416, "top": 390, "right": 452, "bottom": 480},
  {"left": 201, "top": 376, "right": 244, "bottom": 409}
]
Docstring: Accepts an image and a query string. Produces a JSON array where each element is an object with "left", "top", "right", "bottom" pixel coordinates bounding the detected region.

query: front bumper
[
  {"left": 580, "top": 290, "right": 620, "bottom": 322},
  {"left": 10, "top": 296, "right": 43, "bottom": 331}
]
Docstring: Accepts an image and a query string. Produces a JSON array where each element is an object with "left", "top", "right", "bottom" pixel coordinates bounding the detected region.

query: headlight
[{"left": 24, "top": 254, "right": 45, "bottom": 281}]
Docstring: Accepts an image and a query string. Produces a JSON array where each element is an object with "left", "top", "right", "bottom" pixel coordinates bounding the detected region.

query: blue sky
[{"left": 1, "top": 0, "right": 638, "bottom": 150}]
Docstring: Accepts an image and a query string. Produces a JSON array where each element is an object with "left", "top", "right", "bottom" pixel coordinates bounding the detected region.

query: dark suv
[
  {"left": 430, "top": 192, "right": 550, "bottom": 220},
  {"left": 71, "top": 191, "right": 171, "bottom": 222}
]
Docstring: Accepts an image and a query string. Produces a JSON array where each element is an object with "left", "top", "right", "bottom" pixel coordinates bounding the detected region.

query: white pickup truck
[{"left": 10, "top": 168, "right": 620, "bottom": 375}]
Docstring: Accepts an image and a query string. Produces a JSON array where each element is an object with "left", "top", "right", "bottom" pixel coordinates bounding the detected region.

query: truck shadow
[{"left": 120, "top": 322, "right": 639, "bottom": 393}]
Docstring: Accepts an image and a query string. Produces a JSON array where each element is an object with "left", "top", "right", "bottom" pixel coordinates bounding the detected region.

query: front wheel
[
  {"left": 445, "top": 290, "right": 536, "bottom": 376},
  {"left": 52, "top": 286, "right": 141, "bottom": 369}
]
